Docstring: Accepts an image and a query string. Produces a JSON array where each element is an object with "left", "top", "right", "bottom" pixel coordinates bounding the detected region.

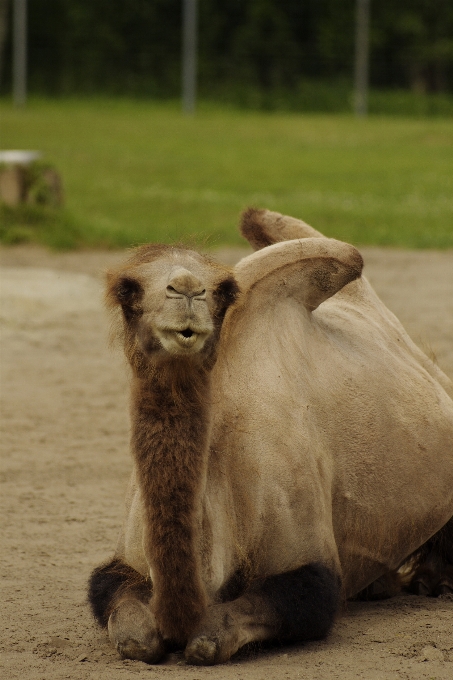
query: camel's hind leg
[
  {"left": 240, "top": 208, "right": 324, "bottom": 251},
  {"left": 185, "top": 562, "right": 341, "bottom": 666},
  {"left": 354, "top": 518, "right": 453, "bottom": 601},
  {"left": 409, "top": 517, "right": 453, "bottom": 596},
  {"left": 88, "top": 559, "right": 165, "bottom": 663}
]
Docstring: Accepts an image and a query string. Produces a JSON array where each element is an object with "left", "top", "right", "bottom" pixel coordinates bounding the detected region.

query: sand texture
[{"left": 1, "top": 244, "right": 452, "bottom": 680}]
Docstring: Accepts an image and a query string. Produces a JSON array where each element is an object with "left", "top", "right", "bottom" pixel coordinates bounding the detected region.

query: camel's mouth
[
  {"left": 151, "top": 321, "right": 214, "bottom": 355},
  {"left": 157, "top": 325, "right": 211, "bottom": 354},
  {"left": 175, "top": 328, "right": 198, "bottom": 347}
]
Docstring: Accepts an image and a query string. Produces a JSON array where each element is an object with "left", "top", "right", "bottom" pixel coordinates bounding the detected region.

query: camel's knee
[
  {"left": 108, "top": 598, "right": 165, "bottom": 664},
  {"left": 88, "top": 559, "right": 165, "bottom": 663},
  {"left": 185, "top": 562, "right": 341, "bottom": 666},
  {"left": 87, "top": 558, "right": 152, "bottom": 627}
]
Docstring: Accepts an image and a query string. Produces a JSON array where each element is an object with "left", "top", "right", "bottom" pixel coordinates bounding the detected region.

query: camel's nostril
[{"left": 180, "top": 328, "right": 194, "bottom": 338}]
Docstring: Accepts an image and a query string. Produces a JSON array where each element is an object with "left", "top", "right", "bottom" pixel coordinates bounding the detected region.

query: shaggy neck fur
[{"left": 130, "top": 358, "right": 211, "bottom": 645}]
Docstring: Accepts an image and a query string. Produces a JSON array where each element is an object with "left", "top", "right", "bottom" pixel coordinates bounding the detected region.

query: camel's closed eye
[
  {"left": 213, "top": 276, "right": 240, "bottom": 317},
  {"left": 115, "top": 277, "right": 143, "bottom": 306}
]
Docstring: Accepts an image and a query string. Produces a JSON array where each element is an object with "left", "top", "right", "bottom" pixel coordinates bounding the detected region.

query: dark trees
[{"left": 1, "top": 0, "right": 452, "bottom": 96}]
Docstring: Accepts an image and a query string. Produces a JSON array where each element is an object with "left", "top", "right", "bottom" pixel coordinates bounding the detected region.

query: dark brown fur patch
[
  {"left": 131, "top": 364, "right": 210, "bottom": 644},
  {"left": 104, "top": 244, "right": 170, "bottom": 310},
  {"left": 88, "top": 558, "right": 152, "bottom": 627},
  {"left": 240, "top": 207, "right": 274, "bottom": 250},
  {"left": 213, "top": 276, "right": 240, "bottom": 323}
]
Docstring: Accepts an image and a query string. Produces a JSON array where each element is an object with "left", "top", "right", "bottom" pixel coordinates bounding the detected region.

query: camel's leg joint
[
  {"left": 88, "top": 558, "right": 165, "bottom": 663},
  {"left": 185, "top": 562, "right": 341, "bottom": 665}
]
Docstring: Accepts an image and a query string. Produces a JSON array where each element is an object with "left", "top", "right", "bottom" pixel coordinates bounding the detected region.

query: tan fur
[{"left": 103, "top": 210, "right": 453, "bottom": 663}]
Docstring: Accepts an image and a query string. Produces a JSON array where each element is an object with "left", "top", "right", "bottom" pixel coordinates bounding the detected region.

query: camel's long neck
[{"left": 131, "top": 361, "right": 211, "bottom": 645}]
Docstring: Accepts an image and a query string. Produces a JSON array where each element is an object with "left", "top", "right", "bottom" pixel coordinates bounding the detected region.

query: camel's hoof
[
  {"left": 108, "top": 599, "right": 165, "bottom": 664},
  {"left": 185, "top": 635, "right": 221, "bottom": 666},
  {"left": 410, "top": 578, "right": 431, "bottom": 596},
  {"left": 434, "top": 581, "right": 453, "bottom": 596},
  {"left": 116, "top": 637, "right": 163, "bottom": 663}
]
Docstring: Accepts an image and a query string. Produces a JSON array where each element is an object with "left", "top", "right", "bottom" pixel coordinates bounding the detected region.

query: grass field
[{"left": 1, "top": 98, "right": 452, "bottom": 249}]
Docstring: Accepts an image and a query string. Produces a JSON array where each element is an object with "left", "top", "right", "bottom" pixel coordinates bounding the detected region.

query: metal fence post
[
  {"left": 13, "top": 0, "right": 27, "bottom": 106},
  {"left": 182, "top": 0, "right": 197, "bottom": 115},
  {"left": 354, "top": 0, "right": 370, "bottom": 117}
]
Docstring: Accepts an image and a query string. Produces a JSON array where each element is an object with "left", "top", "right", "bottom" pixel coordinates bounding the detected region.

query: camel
[{"left": 88, "top": 209, "right": 453, "bottom": 666}]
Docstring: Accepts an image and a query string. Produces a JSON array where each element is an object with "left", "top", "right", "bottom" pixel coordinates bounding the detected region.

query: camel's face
[
  {"left": 107, "top": 248, "right": 238, "bottom": 360},
  {"left": 138, "top": 261, "right": 215, "bottom": 356}
]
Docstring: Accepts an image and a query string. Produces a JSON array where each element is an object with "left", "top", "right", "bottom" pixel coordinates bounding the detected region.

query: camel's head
[{"left": 106, "top": 245, "right": 239, "bottom": 366}]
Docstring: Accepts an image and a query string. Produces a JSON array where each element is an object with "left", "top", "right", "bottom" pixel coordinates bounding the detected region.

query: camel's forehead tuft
[
  {"left": 127, "top": 244, "right": 168, "bottom": 264},
  {"left": 126, "top": 243, "right": 216, "bottom": 266},
  {"left": 121, "top": 244, "right": 232, "bottom": 282}
]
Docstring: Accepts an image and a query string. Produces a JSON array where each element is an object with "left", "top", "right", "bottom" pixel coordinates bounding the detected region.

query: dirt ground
[{"left": 1, "top": 243, "right": 452, "bottom": 680}]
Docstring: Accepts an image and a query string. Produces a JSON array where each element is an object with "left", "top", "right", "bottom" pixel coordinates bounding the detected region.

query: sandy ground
[{"left": 1, "top": 244, "right": 452, "bottom": 680}]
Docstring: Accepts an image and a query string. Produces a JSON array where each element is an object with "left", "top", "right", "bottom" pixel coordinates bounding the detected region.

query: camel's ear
[
  {"left": 240, "top": 208, "right": 325, "bottom": 250},
  {"left": 234, "top": 238, "right": 363, "bottom": 311}
]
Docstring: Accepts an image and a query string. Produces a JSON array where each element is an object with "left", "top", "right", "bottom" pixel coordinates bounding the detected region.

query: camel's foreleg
[
  {"left": 88, "top": 558, "right": 165, "bottom": 663},
  {"left": 185, "top": 562, "right": 341, "bottom": 666}
]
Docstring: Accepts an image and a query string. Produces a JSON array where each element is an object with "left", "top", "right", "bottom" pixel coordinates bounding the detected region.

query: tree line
[{"left": 1, "top": 0, "right": 452, "bottom": 100}]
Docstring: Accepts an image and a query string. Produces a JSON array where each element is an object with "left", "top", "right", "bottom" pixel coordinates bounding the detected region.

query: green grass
[
  {"left": 203, "top": 80, "right": 453, "bottom": 118},
  {"left": 1, "top": 97, "right": 452, "bottom": 249}
]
